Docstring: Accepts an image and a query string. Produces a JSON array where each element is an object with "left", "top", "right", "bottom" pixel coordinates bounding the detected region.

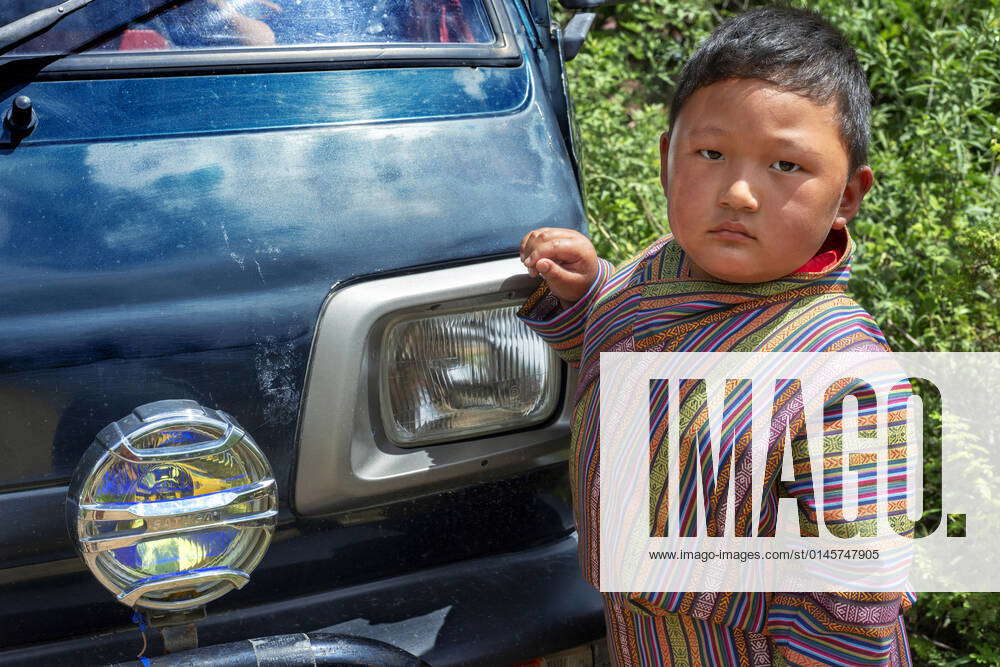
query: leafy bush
[{"left": 557, "top": 0, "right": 1000, "bottom": 663}]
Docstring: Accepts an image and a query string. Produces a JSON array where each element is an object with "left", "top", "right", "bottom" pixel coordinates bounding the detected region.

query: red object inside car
[{"left": 118, "top": 29, "right": 168, "bottom": 51}]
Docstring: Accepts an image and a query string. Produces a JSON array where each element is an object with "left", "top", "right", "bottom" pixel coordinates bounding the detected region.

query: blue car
[{"left": 0, "top": 0, "right": 607, "bottom": 664}]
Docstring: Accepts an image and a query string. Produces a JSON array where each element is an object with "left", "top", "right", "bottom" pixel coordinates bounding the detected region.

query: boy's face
[{"left": 660, "top": 78, "right": 873, "bottom": 283}]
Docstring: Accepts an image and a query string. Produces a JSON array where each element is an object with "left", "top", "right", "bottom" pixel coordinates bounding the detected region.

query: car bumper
[{"left": 0, "top": 533, "right": 605, "bottom": 666}]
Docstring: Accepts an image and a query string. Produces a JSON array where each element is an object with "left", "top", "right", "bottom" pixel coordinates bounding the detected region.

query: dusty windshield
[{"left": 2, "top": 0, "right": 494, "bottom": 55}]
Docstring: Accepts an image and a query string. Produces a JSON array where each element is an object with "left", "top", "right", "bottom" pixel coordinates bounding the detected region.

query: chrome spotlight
[{"left": 66, "top": 400, "right": 277, "bottom": 613}]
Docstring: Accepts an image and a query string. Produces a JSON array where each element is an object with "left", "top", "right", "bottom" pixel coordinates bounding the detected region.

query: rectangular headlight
[{"left": 380, "top": 304, "right": 560, "bottom": 445}]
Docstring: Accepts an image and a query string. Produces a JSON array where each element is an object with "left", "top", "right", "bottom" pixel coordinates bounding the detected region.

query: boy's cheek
[{"left": 669, "top": 163, "right": 714, "bottom": 194}]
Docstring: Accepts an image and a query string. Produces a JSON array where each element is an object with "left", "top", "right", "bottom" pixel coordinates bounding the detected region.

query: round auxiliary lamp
[{"left": 66, "top": 400, "right": 277, "bottom": 649}]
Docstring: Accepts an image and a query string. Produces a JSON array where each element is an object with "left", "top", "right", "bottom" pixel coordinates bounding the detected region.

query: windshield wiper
[{"left": 0, "top": 0, "right": 99, "bottom": 53}]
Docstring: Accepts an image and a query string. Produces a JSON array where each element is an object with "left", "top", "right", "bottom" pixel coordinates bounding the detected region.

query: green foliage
[
  {"left": 838, "top": 0, "right": 1000, "bottom": 353},
  {"left": 557, "top": 0, "right": 1000, "bottom": 663}
]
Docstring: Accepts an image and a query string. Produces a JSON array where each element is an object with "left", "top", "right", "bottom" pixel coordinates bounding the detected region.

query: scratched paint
[{"left": 0, "top": 62, "right": 582, "bottom": 497}]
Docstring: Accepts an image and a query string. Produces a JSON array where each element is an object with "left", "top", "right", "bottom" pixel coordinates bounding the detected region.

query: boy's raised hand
[{"left": 520, "top": 228, "right": 599, "bottom": 308}]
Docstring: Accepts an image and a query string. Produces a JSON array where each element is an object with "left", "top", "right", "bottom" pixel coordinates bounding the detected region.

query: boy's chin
[{"left": 693, "top": 260, "right": 791, "bottom": 284}]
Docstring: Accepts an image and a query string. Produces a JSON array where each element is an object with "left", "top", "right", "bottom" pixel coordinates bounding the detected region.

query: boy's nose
[{"left": 719, "top": 178, "right": 759, "bottom": 213}]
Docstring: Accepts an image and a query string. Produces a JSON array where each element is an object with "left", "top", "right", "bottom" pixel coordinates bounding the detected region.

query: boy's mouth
[{"left": 708, "top": 221, "right": 755, "bottom": 240}]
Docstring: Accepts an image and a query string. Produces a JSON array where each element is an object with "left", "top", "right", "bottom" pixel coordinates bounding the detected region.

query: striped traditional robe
[{"left": 518, "top": 229, "right": 915, "bottom": 666}]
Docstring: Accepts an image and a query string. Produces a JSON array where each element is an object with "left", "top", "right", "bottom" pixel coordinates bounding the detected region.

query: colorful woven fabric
[{"left": 518, "top": 229, "right": 915, "bottom": 666}]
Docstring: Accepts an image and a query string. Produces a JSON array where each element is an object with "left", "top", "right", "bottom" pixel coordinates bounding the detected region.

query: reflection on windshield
[{"left": 1, "top": 0, "right": 494, "bottom": 56}]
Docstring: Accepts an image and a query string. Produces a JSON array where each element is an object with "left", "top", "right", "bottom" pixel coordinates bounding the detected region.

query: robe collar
[{"left": 633, "top": 228, "right": 853, "bottom": 351}]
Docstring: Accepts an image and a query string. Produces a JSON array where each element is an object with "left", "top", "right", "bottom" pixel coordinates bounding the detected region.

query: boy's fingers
[
  {"left": 519, "top": 232, "right": 533, "bottom": 260},
  {"left": 521, "top": 228, "right": 586, "bottom": 261},
  {"left": 526, "top": 242, "right": 582, "bottom": 268},
  {"left": 521, "top": 228, "right": 553, "bottom": 258}
]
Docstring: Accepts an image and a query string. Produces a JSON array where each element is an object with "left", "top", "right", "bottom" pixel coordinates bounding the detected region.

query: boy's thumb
[{"left": 538, "top": 258, "right": 570, "bottom": 283}]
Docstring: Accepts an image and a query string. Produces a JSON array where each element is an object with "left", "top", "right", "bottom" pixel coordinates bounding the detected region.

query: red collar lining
[{"left": 794, "top": 228, "right": 848, "bottom": 274}]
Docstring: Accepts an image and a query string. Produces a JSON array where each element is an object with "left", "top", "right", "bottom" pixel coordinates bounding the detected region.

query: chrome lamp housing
[{"left": 66, "top": 400, "right": 277, "bottom": 613}]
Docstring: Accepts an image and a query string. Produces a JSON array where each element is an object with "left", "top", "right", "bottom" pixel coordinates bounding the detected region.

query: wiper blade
[{"left": 0, "top": 0, "right": 99, "bottom": 53}]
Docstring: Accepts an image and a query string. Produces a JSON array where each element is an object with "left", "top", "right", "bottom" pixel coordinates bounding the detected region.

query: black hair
[{"left": 669, "top": 6, "right": 871, "bottom": 173}]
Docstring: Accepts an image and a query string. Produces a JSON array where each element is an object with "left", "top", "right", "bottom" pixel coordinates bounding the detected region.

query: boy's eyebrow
[
  {"left": 688, "top": 126, "right": 729, "bottom": 136},
  {"left": 688, "top": 126, "right": 825, "bottom": 158},
  {"left": 769, "top": 135, "right": 824, "bottom": 158}
]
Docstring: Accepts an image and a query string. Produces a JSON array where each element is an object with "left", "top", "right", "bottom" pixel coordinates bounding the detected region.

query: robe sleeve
[{"left": 516, "top": 257, "right": 614, "bottom": 368}]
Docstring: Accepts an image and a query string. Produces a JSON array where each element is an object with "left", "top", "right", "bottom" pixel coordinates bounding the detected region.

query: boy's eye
[
  {"left": 698, "top": 149, "right": 723, "bottom": 160},
  {"left": 771, "top": 160, "right": 801, "bottom": 173}
]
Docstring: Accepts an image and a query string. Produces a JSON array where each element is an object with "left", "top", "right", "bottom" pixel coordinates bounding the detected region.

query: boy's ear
[
  {"left": 659, "top": 131, "right": 671, "bottom": 192},
  {"left": 833, "top": 165, "right": 874, "bottom": 230}
]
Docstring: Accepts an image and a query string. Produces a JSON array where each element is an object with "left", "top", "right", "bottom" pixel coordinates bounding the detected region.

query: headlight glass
[{"left": 380, "top": 304, "right": 560, "bottom": 444}]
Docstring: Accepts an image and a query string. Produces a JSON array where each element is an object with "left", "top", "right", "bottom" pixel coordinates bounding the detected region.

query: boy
[{"left": 518, "top": 7, "right": 913, "bottom": 666}]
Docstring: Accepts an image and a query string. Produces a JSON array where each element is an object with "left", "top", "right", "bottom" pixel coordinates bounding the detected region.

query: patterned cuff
[{"left": 516, "top": 258, "right": 613, "bottom": 365}]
